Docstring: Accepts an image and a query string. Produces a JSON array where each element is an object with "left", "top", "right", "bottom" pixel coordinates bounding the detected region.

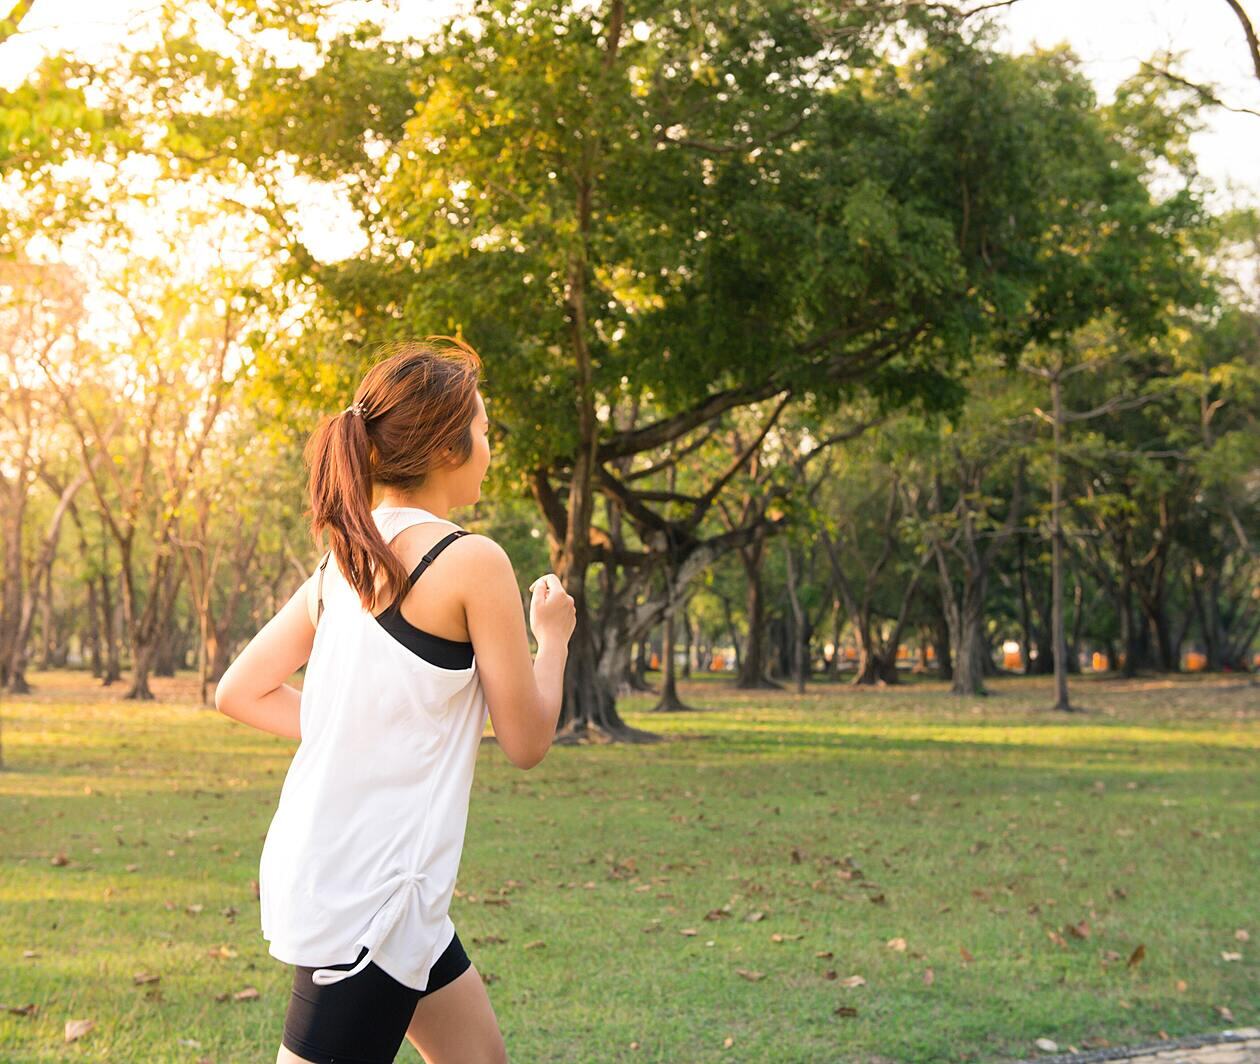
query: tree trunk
[
  {"left": 681, "top": 599, "right": 693, "bottom": 679},
  {"left": 86, "top": 575, "right": 102, "bottom": 676},
  {"left": 736, "top": 534, "right": 781, "bottom": 690},
  {"left": 99, "top": 565, "right": 121, "bottom": 685},
  {"left": 1119, "top": 572, "right": 1139, "bottom": 677},
  {"left": 650, "top": 573, "right": 699, "bottom": 712},
  {"left": 783, "top": 541, "right": 808, "bottom": 694},
  {"left": 38, "top": 562, "right": 55, "bottom": 669},
  {"left": 1049, "top": 372, "right": 1074, "bottom": 708},
  {"left": 1189, "top": 564, "right": 1220, "bottom": 670},
  {"left": 631, "top": 638, "right": 652, "bottom": 690},
  {"left": 932, "top": 610, "right": 953, "bottom": 681},
  {"left": 952, "top": 573, "right": 990, "bottom": 696},
  {"left": 1017, "top": 529, "right": 1035, "bottom": 673}
]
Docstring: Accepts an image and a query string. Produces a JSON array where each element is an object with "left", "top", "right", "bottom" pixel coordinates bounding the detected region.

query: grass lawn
[{"left": 1, "top": 669, "right": 1257, "bottom": 1063}]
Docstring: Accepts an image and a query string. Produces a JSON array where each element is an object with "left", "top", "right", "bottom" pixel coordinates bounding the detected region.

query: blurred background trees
[{"left": 1, "top": 0, "right": 1255, "bottom": 748}]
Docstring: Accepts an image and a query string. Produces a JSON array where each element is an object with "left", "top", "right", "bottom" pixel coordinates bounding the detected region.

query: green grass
[{"left": 1, "top": 669, "right": 1257, "bottom": 1063}]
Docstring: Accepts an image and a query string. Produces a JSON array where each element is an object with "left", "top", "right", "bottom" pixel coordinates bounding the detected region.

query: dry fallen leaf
[
  {"left": 815, "top": 950, "right": 833, "bottom": 959},
  {"left": 1047, "top": 930, "right": 1068, "bottom": 948},
  {"left": 959, "top": 947, "right": 975, "bottom": 963},
  {"left": 1127, "top": 944, "right": 1146, "bottom": 968},
  {"left": 1067, "top": 919, "right": 1090, "bottom": 939},
  {"left": 207, "top": 945, "right": 237, "bottom": 960},
  {"left": 839, "top": 974, "right": 866, "bottom": 988},
  {"left": 887, "top": 937, "right": 907, "bottom": 952},
  {"left": 834, "top": 1005, "right": 858, "bottom": 1017},
  {"left": 1175, "top": 979, "right": 1188, "bottom": 992},
  {"left": 1034, "top": 1037, "right": 1058, "bottom": 1052},
  {"left": 770, "top": 932, "right": 803, "bottom": 942},
  {"left": 736, "top": 969, "right": 764, "bottom": 981},
  {"left": 924, "top": 968, "right": 935, "bottom": 986},
  {"left": 745, "top": 911, "right": 765, "bottom": 922},
  {"left": 233, "top": 986, "right": 259, "bottom": 1002},
  {"left": 132, "top": 972, "right": 160, "bottom": 985},
  {"left": 680, "top": 928, "right": 698, "bottom": 936},
  {"left": 1221, "top": 951, "right": 1242, "bottom": 962},
  {"left": 523, "top": 940, "right": 546, "bottom": 950},
  {"left": 64, "top": 1019, "right": 95, "bottom": 1042},
  {"left": 723, "top": 1036, "right": 734, "bottom": 1048},
  {"left": 1236, "top": 929, "right": 1250, "bottom": 943},
  {"left": 50, "top": 853, "right": 69, "bottom": 867}
]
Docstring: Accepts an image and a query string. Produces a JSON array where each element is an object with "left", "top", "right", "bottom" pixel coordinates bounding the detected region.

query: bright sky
[{"left": 3, "top": 0, "right": 1258, "bottom": 223}]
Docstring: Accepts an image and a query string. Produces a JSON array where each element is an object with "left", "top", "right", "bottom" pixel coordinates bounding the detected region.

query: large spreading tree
[{"left": 73, "top": 0, "right": 1212, "bottom": 733}]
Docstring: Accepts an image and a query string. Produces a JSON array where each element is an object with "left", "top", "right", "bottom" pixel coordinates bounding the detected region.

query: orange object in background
[
  {"left": 1184, "top": 651, "right": 1207, "bottom": 672},
  {"left": 712, "top": 653, "right": 724, "bottom": 670},
  {"left": 1091, "top": 651, "right": 1107, "bottom": 672},
  {"left": 1003, "top": 648, "right": 1022, "bottom": 670}
]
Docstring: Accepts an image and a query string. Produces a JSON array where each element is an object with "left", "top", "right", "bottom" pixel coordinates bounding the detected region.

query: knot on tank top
[{"left": 309, "top": 870, "right": 436, "bottom": 987}]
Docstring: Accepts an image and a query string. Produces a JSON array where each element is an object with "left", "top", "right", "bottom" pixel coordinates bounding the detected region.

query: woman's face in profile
[{"left": 450, "top": 389, "right": 491, "bottom": 502}]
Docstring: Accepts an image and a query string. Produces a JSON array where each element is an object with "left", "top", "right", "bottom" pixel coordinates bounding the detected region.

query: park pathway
[{"left": 1014, "top": 1029, "right": 1260, "bottom": 1064}]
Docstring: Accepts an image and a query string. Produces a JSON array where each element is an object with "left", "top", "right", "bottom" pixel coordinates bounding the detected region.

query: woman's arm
[{"left": 214, "top": 579, "right": 316, "bottom": 741}]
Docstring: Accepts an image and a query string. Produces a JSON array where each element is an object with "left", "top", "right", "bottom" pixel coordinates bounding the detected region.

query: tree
[{"left": 85, "top": 1, "right": 1232, "bottom": 732}]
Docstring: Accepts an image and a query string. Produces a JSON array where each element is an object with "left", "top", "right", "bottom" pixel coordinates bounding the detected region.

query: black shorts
[{"left": 281, "top": 929, "right": 472, "bottom": 1064}]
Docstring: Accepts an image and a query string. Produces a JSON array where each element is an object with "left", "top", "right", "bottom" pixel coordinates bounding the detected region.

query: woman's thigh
[
  {"left": 280, "top": 946, "right": 420, "bottom": 1064},
  {"left": 404, "top": 964, "right": 507, "bottom": 1064}
]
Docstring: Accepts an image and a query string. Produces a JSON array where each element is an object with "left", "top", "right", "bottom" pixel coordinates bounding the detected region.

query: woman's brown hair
[{"left": 304, "top": 335, "right": 483, "bottom": 615}]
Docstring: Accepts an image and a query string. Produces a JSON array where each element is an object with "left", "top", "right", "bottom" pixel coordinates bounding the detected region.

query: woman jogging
[{"left": 214, "top": 336, "right": 575, "bottom": 1064}]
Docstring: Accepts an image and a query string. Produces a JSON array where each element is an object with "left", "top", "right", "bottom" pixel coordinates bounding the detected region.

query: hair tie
[{"left": 344, "top": 401, "right": 366, "bottom": 418}]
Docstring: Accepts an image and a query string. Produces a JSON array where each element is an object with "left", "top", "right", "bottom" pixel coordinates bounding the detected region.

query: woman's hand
[{"left": 527, "top": 573, "right": 576, "bottom": 646}]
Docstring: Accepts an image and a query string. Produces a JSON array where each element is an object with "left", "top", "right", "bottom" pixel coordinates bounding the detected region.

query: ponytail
[{"left": 303, "top": 337, "right": 483, "bottom": 614}]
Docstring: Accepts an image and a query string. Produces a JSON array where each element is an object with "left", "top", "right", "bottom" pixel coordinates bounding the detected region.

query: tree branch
[
  {"left": 1139, "top": 60, "right": 1260, "bottom": 119},
  {"left": 1223, "top": 0, "right": 1260, "bottom": 82}
]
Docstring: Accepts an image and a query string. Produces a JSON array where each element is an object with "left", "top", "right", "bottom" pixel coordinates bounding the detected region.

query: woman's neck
[{"left": 373, "top": 491, "right": 451, "bottom": 520}]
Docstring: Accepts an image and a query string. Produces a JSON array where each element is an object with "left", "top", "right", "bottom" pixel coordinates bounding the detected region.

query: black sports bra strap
[
  {"left": 318, "top": 530, "right": 467, "bottom": 626},
  {"left": 406, "top": 529, "right": 471, "bottom": 587}
]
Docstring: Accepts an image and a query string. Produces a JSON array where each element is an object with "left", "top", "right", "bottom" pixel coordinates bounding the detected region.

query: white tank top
[{"left": 258, "top": 506, "right": 488, "bottom": 990}]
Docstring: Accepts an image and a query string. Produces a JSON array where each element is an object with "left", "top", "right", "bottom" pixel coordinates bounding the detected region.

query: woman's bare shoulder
[{"left": 388, "top": 526, "right": 516, "bottom": 589}]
